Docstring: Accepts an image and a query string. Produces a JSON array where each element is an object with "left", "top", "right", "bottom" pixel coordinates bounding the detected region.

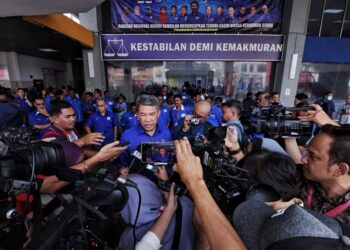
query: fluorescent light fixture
[
  {"left": 210, "top": 68, "right": 216, "bottom": 72},
  {"left": 38, "top": 48, "right": 57, "bottom": 52},
  {"left": 324, "top": 9, "right": 344, "bottom": 14},
  {"left": 64, "top": 13, "right": 80, "bottom": 24},
  {"left": 164, "top": 68, "right": 170, "bottom": 72},
  {"left": 289, "top": 53, "right": 298, "bottom": 80},
  {"left": 87, "top": 52, "right": 95, "bottom": 78}
]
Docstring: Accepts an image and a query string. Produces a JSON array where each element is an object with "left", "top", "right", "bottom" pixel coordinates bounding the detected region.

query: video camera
[
  {"left": 0, "top": 128, "right": 129, "bottom": 249},
  {"left": 130, "top": 126, "right": 279, "bottom": 213},
  {"left": 247, "top": 105, "right": 313, "bottom": 137}
]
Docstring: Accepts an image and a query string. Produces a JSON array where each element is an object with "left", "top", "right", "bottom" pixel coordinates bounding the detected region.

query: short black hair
[
  {"left": 50, "top": 101, "right": 72, "bottom": 116},
  {"left": 94, "top": 88, "right": 102, "bottom": 95},
  {"left": 320, "top": 125, "right": 350, "bottom": 174},
  {"left": 174, "top": 94, "right": 182, "bottom": 100},
  {"left": 221, "top": 99, "right": 242, "bottom": 116},
  {"left": 295, "top": 93, "right": 308, "bottom": 101},
  {"left": 323, "top": 90, "right": 333, "bottom": 98},
  {"left": 239, "top": 150, "right": 299, "bottom": 201},
  {"left": 17, "top": 88, "right": 25, "bottom": 92},
  {"left": 33, "top": 96, "right": 44, "bottom": 102},
  {"left": 270, "top": 91, "right": 279, "bottom": 97},
  {"left": 85, "top": 92, "right": 93, "bottom": 97},
  {"left": 136, "top": 94, "right": 160, "bottom": 111}
]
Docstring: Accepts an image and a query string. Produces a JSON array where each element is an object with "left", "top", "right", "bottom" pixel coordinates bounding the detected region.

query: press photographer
[{"left": 172, "top": 100, "right": 217, "bottom": 140}]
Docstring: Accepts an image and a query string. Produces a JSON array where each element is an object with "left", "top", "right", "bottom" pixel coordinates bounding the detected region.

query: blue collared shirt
[
  {"left": 64, "top": 96, "right": 84, "bottom": 122},
  {"left": 210, "top": 105, "right": 223, "bottom": 125},
  {"left": 170, "top": 105, "right": 191, "bottom": 127},
  {"left": 83, "top": 101, "right": 95, "bottom": 116},
  {"left": 116, "top": 124, "right": 172, "bottom": 167},
  {"left": 44, "top": 96, "right": 52, "bottom": 112},
  {"left": 28, "top": 110, "right": 50, "bottom": 136},
  {"left": 105, "top": 98, "right": 115, "bottom": 112},
  {"left": 85, "top": 111, "right": 118, "bottom": 145},
  {"left": 158, "top": 106, "right": 171, "bottom": 128},
  {"left": 120, "top": 111, "right": 139, "bottom": 131},
  {"left": 14, "top": 97, "right": 31, "bottom": 115}
]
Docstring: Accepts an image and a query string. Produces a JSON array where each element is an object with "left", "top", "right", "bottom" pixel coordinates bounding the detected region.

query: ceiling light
[
  {"left": 324, "top": 9, "right": 344, "bottom": 14},
  {"left": 38, "top": 48, "right": 57, "bottom": 52}
]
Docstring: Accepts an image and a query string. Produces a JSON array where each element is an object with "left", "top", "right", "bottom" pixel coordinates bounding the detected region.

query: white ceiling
[{"left": 0, "top": 0, "right": 106, "bottom": 17}]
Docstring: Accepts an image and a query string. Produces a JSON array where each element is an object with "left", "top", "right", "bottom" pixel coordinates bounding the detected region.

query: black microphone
[{"left": 117, "top": 177, "right": 138, "bottom": 188}]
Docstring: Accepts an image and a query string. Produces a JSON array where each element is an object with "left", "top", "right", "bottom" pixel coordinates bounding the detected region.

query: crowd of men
[{"left": 1, "top": 82, "right": 350, "bottom": 249}]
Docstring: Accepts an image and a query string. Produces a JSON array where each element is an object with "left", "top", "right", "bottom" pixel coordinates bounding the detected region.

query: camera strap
[{"left": 171, "top": 197, "right": 182, "bottom": 250}]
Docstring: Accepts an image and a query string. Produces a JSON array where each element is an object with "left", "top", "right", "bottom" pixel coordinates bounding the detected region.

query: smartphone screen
[{"left": 141, "top": 142, "right": 176, "bottom": 164}]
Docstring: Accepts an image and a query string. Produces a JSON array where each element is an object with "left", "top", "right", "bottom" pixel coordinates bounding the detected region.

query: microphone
[{"left": 117, "top": 177, "right": 138, "bottom": 188}]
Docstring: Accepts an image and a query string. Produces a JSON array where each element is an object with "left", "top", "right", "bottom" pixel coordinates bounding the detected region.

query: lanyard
[{"left": 306, "top": 184, "right": 350, "bottom": 217}]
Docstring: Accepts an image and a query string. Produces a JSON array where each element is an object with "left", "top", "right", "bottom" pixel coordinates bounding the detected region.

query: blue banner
[
  {"left": 111, "top": 0, "right": 282, "bottom": 33},
  {"left": 101, "top": 34, "right": 283, "bottom": 61}
]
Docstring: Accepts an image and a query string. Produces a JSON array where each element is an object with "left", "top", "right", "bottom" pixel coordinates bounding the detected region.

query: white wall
[{"left": 18, "top": 54, "right": 67, "bottom": 88}]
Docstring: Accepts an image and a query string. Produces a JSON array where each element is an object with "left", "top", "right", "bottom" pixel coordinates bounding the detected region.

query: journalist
[
  {"left": 172, "top": 100, "right": 217, "bottom": 140},
  {"left": 285, "top": 104, "right": 350, "bottom": 235},
  {"left": 116, "top": 95, "right": 172, "bottom": 176}
]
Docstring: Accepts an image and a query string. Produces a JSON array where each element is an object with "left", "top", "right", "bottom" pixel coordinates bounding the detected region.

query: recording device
[
  {"left": 0, "top": 128, "right": 130, "bottom": 249},
  {"left": 247, "top": 105, "right": 313, "bottom": 137},
  {"left": 140, "top": 142, "right": 176, "bottom": 164},
  {"left": 188, "top": 116, "right": 200, "bottom": 126}
]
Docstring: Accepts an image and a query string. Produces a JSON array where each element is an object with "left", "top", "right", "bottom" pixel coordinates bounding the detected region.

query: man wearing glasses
[
  {"left": 28, "top": 96, "right": 51, "bottom": 137},
  {"left": 172, "top": 100, "right": 217, "bottom": 140}
]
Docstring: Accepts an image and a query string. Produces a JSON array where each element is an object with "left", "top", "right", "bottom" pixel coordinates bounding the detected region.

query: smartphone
[
  {"left": 116, "top": 141, "right": 130, "bottom": 147},
  {"left": 141, "top": 142, "right": 176, "bottom": 164}
]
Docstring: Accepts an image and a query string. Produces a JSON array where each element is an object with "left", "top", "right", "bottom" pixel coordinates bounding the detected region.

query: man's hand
[
  {"left": 119, "top": 166, "right": 129, "bottom": 177},
  {"left": 225, "top": 126, "right": 240, "bottom": 151},
  {"left": 95, "top": 141, "right": 127, "bottom": 162},
  {"left": 174, "top": 137, "right": 203, "bottom": 190},
  {"left": 298, "top": 104, "right": 339, "bottom": 127},
  {"left": 165, "top": 183, "right": 178, "bottom": 214},
  {"left": 182, "top": 115, "right": 192, "bottom": 132},
  {"left": 76, "top": 132, "right": 105, "bottom": 146}
]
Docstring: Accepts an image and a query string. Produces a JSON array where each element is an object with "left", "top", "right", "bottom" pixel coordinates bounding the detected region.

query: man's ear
[
  {"left": 49, "top": 115, "right": 56, "bottom": 124},
  {"left": 333, "top": 163, "right": 350, "bottom": 177}
]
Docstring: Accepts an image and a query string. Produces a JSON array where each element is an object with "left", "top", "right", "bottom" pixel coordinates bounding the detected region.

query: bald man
[{"left": 172, "top": 100, "right": 217, "bottom": 140}]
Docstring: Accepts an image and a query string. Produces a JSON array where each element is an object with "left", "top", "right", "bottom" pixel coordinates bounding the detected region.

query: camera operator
[
  {"left": 174, "top": 138, "right": 246, "bottom": 250},
  {"left": 116, "top": 95, "right": 172, "bottom": 176},
  {"left": 172, "top": 100, "right": 217, "bottom": 140},
  {"left": 41, "top": 101, "right": 105, "bottom": 153},
  {"left": 39, "top": 141, "right": 127, "bottom": 193},
  {"left": 221, "top": 100, "right": 245, "bottom": 144},
  {"left": 284, "top": 104, "right": 350, "bottom": 235}
]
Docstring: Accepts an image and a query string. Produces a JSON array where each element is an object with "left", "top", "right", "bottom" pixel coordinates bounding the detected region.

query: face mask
[{"left": 327, "top": 95, "right": 333, "bottom": 101}]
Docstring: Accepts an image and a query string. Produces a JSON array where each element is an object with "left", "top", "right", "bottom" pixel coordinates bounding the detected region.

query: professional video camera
[
  {"left": 130, "top": 127, "right": 279, "bottom": 214},
  {"left": 247, "top": 105, "right": 313, "bottom": 137},
  {"left": 0, "top": 128, "right": 129, "bottom": 250}
]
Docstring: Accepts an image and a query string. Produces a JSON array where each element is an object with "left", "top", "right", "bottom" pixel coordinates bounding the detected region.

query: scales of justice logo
[{"left": 104, "top": 38, "right": 129, "bottom": 58}]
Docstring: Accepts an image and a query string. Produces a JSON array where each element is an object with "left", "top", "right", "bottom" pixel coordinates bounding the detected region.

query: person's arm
[
  {"left": 33, "top": 124, "right": 50, "bottom": 130},
  {"left": 225, "top": 126, "right": 245, "bottom": 162},
  {"left": 40, "top": 141, "right": 127, "bottom": 193},
  {"left": 174, "top": 138, "right": 246, "bottom": 250},
  {"left": 284, "top": 137, "right": 302, "bottom": 164},
  {"left": 113, "top": 126, "right": 118, "bottom": 140},
  {"left": 74, "top": 132, "right": 104, "bottom": 147},
  {"left": 85, "top": 126, "right": 92, "bottom": 134},
  {"left": 298, "top": 104, "right": 340, "bottom": 127}
]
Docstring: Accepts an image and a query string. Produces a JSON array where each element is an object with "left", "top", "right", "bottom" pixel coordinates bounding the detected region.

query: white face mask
[{"left": 327, "top": 95, "right": 333, "bottom": 101}]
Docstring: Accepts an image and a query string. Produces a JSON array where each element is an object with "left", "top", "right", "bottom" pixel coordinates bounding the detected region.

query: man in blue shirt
[
  {"left": 156, "top": 93, "right": 171, "bottom": 128},
  {"left": 28, "top": 97, "right": 51, "bottom": 137},
  {"left": 214, "top": 5, "right": 226, "bottom": 23},
  {"left": 188, "top": 1, "right": 204, "bottom": 23},
  {"left": 120, "top": 102, "right": 139, "bottom": 131},
  {"left": 169, "top": 5, "right": 179, "bottom": 23},
  {"left": 205, "top": 96, "right": 222, "bottom": 125},
  {"left": 221, "top": 100, "right": 245, "bottom": 144},
  {"left": 83, "top": 92, "right": 95, "bottom": 120},
  {"left": 314, "top": 91, "right": 336, "bottom": 119},
  {"left": 172, "top": 100, "right": 217, "bottom": 140},
  {"left": 104, "top": 90, "right": 115, "bottom": 113},
  {"left": 170, "top": 94, "right": 191, "bottom": 127},
  {"left": 226, "top": 6, "right": 239, "bottom": 23},
  {"left": 65, "top": 89, "right": 84, "bottom": 134},
  {"left": 116, "top": 95, "right": 172, "bottom": 176},
  {"left": 14, "top": 88, "right": 32, "bottom": 124},
  {"left": 85, "top": 99, "right": 118, "bottom": 146},
  {"left": 178, "top": 5, "right": 189, "bottom": 24},
  {"left": 204, "top": 5, "right": 215, "bottom": 23}
]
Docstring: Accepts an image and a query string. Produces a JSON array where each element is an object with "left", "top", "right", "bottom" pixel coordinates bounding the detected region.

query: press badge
[{"left": 107, "top": 117, "right": 111, "bottom": 120}]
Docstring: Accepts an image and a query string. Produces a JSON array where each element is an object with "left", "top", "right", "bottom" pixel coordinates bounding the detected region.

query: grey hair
[{"left": 136, "top": 94, "right": 160, "bottom": 111}]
